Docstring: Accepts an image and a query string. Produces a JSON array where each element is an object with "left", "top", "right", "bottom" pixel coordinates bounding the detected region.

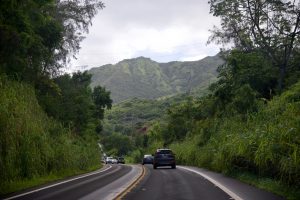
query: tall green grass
[
  {"left": 0, "top": 76, "right": 101, "bottom": 195},
  {"left": 169, "top": 81, "right": 300, "bottom": 199}
]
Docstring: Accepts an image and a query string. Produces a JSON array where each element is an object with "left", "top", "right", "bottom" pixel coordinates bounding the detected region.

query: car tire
[
  {"left": 153, "top": 164, "right": 157, "bottom": 169},
  {"left": 172, "top": 164, "right": 176, "bottom": 169}
]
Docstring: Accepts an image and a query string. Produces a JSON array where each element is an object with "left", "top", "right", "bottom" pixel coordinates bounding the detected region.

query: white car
[
  {"left": 105, "top": 157, "right": 113, "bottom": 164},
  {"left": 111, "top": 158, "right": 118, "bottom": 164}
]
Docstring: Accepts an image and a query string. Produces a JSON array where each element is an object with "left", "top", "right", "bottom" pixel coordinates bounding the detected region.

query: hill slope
[{"left": 89, "top": 54, "right": 224, "bottom": 103}]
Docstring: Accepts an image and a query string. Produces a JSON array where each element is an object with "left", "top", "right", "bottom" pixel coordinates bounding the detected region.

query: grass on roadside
[
  {"left": 229, "top": 171, "right": 300, "bottom": 200},
  {"left": 0, "top": 164, "right": 102, "bottom": 196}
]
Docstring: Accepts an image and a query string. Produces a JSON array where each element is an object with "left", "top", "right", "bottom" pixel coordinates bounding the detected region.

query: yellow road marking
[{"left": 114, "top": 165, "right": 146, "bottom": 200}]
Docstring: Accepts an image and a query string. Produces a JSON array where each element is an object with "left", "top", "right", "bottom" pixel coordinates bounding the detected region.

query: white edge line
[
  {"left": 4, "top": 165, "right": 113, "bottom": 200},
  {"left": 178, "top": 166, "right": 244, "bottom": 200}
]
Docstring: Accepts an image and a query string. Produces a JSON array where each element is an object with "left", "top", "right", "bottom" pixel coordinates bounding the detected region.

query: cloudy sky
[{"left": 69, "top": 0, "right": 221, "bottom": 71}]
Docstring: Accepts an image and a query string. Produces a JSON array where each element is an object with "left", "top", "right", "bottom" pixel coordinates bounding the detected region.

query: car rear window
[{"left": 156, "top": 149, "right": 172, "bottom": 154}]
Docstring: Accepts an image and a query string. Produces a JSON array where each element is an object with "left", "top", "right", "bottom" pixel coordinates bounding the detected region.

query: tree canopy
[
  {"left": 209, "top": 0, "right": 300, "bottom": 91},
  {"left": 0, "top": 0, "right": 104, "bottom": 82}
]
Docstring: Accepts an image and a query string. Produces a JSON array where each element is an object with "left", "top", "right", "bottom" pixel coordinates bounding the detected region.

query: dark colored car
[
  {"left": 142, "top": 155, "right": 153, "bottom": 165},
  {"left": 117, "top": 157, "right": 125, "bottom": 164},
  {"left": 153, "top": 149, "right": 176, "bottom": 169}
]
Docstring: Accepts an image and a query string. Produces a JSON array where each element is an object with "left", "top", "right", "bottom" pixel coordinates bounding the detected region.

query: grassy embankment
[
  {"left": 169, "top": 82, "right": 300, "bottom": 199},
  {"left": 0, "top": 77, "right": 102, "bottom": 195},
  {"left": 101, "top": 81, "right": 300, "bottom": 199}
]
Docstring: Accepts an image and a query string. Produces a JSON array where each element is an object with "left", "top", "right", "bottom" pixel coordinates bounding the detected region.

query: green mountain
[{"left": 89, "top": 54, "right": 224, "bottom": 103}]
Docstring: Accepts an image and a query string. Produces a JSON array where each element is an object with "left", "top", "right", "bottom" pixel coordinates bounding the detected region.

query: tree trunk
[{"left": 278, "top": 64, "right": 286, "bottom": 93}]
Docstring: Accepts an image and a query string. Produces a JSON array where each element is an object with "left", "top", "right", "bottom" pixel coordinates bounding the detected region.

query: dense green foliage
[
  {"left": 102, "top": 50, "right": 300, "bottom": 199},
  {"left": 209, "top": 0, "right": 300, "bottom": 92},
  {"left": 1, "top": 0, "right": 298, "bottom": 198},
  {"left": 39, "top": 71, "right": 112, "bottom": 135},
  {"left": 0, "top": 77, "right": 101, "bottom": 194},
  {"left": 100, "top": 96, "right": 185, "bottom": 157},
  {"left": 0, "top": 0, "right": 110, "bottom": 195},
  {"left": 0, "top": 0, "right": 104, "bottom": 82},
  {"left": 89, "top": 55, "right": 224, "bottom": 103},
  {"left": 166, "top": 82, "right": 300, "bottom": 198}
]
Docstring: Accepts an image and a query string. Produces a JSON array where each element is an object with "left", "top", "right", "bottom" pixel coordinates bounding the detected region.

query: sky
[{"left": 68, "top": 0, "right": 221, "bottom": 72}]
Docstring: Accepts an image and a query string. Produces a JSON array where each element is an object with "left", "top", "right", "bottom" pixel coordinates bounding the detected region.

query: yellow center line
[{"left": 114, "top": 165, "right": 146, "bottom": 200}]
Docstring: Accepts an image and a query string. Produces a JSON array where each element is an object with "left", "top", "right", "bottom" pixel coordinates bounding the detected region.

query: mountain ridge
[{"left": 89, "top": 54, "right": 224, "bottom": 103}]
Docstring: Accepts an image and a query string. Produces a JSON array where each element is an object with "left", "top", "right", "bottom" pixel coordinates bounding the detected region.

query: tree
[
  {"left": 38, "top": 71, "right": 112, "bottom": 135},
  {"left": 209, "top": 0, "right": 300, "bottom": 92},
  {"left": 92, "top": 86, "right": 112, "bottom": 134},
  {"left": 101, "top": 133, "right": 133, "bottom": 156},
  {"left": 92, "top": 86, "right": 112, "bottom": 119},
  {"left": 52, "top": 71, "right": 95, "bottom": 133},
  {"left": 0, "top": 0, "right": 104, "bottom": 83},
  {"left": 209, "top": 50, "right": 277, "bottom": 115}
]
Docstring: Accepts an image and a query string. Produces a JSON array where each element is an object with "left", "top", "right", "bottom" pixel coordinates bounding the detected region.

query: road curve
[
  {"left": 124, "top": 165, "right": 283, "bottom": 200},
  {"left": 124, "top": 165, "right": 231, "bottom": 200},
  {"left": 2, "top": 164, "right": 141, "bottom": 200}
]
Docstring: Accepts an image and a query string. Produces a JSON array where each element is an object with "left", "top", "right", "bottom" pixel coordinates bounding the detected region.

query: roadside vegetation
[
  {"left": 0, "top": 0, "right": 111, "bottom": 195},
  {"left": 102, "top": 1, "right": 300, "bottom": 199},
  {"left": 1, "top": 0, "right": 299, "bottom": 199},
  {"left": 104, "top": 52, "right": 300, "bottom": 199},
  {"left": 100, "top": 96, "right": 185, "bottom": 157}
]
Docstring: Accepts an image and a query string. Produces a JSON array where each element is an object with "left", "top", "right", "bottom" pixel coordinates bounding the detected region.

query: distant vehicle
[
  {"left": 153, "top": 149, "right": 176, "bottom": 169},
  {"left": 117, "top": 157, "right": 125, "bottom": 164},
  {"left": 142, "top": 154, "right": 153, "bottom": 165},
  {"left": 111, "top": 158, "right": 118, "bottom": 164},
  {"left": 105, "top": 157, "right": 113, "bottom": 164}
]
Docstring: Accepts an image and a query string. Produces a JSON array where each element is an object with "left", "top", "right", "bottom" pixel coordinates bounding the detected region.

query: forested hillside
[
  {"left": 89, "top": 54, "right": 224, "bottom": 102},
  {"left": 1, "top": 0, "right": 300, "bottom": 199},
  {"left": 0, "top": 0, "right": 111, "bottom": 195},
  {"left": 99, "top": 95, "right": 187, "bottom": 157},
  {"left": 100, "top": 1, "right": 300, "bottom": 199}
]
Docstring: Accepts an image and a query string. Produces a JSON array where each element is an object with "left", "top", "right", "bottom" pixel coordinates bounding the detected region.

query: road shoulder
[{"left": 178, "top": 166, "right": 284, "bottom": 200}]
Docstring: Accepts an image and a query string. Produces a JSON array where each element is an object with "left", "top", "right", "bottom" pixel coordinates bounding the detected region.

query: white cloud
[{"left": 68, "top": 0, "right": 221, "bottom": 71}]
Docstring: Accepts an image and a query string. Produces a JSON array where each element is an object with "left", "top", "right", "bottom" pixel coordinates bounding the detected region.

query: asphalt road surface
[
  {"left": 124, "top": 165, "right": 283, "bottom": 200},
  {"left": 3, "top": 164, "right": 283, "bottom": 200},
  {"left": 124, "top": 165, "right": 231, "bottom": 200},
  {"left": 3, "top": 165, "right": 141, "bottom": 200}
]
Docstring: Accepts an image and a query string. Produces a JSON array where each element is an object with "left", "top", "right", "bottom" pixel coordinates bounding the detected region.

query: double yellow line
[{"left": 114, "top": 165, "right": 146, "bottom": 200}]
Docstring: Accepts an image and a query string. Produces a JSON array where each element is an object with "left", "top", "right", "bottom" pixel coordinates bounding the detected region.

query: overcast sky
[{"left": 68, "top": 0, "right": 221, "bottom": 72}]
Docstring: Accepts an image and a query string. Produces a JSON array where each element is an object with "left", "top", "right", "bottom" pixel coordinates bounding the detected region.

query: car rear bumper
[
  {"left": 143, "top": 161, "right": 153, "bottom": 164},
  {"left": 154, "top": 159, "right": 175, "bottom": 166}
]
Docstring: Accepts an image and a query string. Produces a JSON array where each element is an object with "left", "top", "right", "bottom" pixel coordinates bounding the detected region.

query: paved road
[
  {"left": 3, "top": 164, "right": 284, "bottom": 200},
  {"left": 124, "top": 165, "right": 283, "bottom": 200},
  {"left": 2, "top": 165, "right": 141, "bottom": 200},
  {"left": 124, "top": 165, "right": 231, "bottom": 200}
]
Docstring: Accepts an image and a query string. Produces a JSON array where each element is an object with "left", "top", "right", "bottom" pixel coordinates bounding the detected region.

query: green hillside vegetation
[
  {"left": 167, "top": 81, "right": 300, "bottom": 199},
  {"left": 0, "top": 77, "right": 102, "bottom": 194},
  {"left": 102, "top": 50, "right": 300, "bottom": 199},
  {"left": 100, "top": 95, "right": 186, "bottom": 156},
  {"left": 89, "top": 55, "right": 224, "bottom": 103},
  {"left": 0, "top": 0, "right": 110, "bottom": 195},
  {"left": 2, "top": 0, "right": 300, "bottom": 199}
]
